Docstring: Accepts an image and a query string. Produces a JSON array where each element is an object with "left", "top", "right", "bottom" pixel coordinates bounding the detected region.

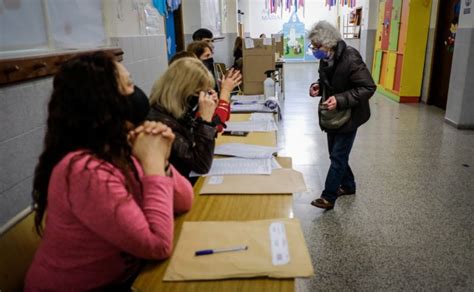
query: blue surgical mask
[{"left": 313, "top": 49, "right": 329, "bottom": 60}]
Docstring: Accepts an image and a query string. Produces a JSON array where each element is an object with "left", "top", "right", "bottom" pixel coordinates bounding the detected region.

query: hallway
[{"left": 278, "top": 63, "right": 474, "bottom": 290}]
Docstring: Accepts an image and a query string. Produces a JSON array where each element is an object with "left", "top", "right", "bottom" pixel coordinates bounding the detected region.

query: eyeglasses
[{"left": 308, "top": 43, "right": 323, "bottom": 51}]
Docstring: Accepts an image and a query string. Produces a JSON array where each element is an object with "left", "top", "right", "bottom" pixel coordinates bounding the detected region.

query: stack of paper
[
  {"left": 230, "top": 102, "right": 276, "bottom": 113},
  {"left": 231, "top": 94, "right": 264, "bottom": 102},
  {"left": 190, "top": 158, "right": 273, "bottom": 177},
  {"left": 198, "top": 157, "right": 307, "bottom": 195},
  {"left": 214, "top": 143, "right": 279, "bottom": 159},
  {"left": 225, "top": 120, "right": 278, "bottom": 132}
]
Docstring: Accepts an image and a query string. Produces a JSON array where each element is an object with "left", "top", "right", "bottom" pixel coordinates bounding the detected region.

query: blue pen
[
  {"left": 195, "top": 245, "right": 248, "bottom": 256},
  {"left": 233, "top": 101, "right": 258, "bottom": 105}
]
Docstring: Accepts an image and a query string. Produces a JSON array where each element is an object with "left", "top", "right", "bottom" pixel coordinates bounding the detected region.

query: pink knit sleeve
[
  {"left": 168, "top": 165, "right": 194, "bottom": 214},
  {"left": 68, "top": 163, "right": 178, "bottom": 260}
]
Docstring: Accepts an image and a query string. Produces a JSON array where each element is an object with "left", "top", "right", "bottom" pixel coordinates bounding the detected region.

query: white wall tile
[
  {"left": 0, "top": 177, "right": 34, "bottom": 227},
  {"left": 119, "top": 37, "right": 133, "bottom": 64},
  {"left": 0, "top": 127, "right": 44, "bottom": 192}
]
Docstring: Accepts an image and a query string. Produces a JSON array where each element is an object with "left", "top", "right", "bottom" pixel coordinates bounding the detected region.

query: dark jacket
[
  {"left": 147, "top": 104, "right": 217, "bottom": 180},
  {"left": 318, "top": 40, "right": 376, "bottom": 133}
]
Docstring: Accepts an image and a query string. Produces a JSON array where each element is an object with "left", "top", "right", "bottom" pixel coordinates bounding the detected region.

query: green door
[
  {"left": 373, "top": 50, "right": 383, "bottom": 84},
  {"left": 389, "top": 0, "right": 403, "bottom": 51}
]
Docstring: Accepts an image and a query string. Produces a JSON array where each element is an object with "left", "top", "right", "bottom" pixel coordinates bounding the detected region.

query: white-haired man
[{"left": 308, "top": 21, "right": 376, "bottom": 210}]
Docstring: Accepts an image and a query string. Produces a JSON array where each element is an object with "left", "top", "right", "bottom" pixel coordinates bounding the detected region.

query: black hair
[
  {"left": 192, "top": 28, "right": 213, "bottom": 41},
  {"left": 32, "top": 52, "right": 138, "bottom": 235}
]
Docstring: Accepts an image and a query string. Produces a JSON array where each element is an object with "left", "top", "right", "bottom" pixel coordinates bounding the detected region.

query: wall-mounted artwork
[{"left": 282, "top": 13, "right": 305, "bottom": 60}]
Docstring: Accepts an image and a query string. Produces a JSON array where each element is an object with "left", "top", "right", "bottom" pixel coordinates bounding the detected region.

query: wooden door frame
[
  {"left": 426, "top": 0, "right": 442, "bottom": 105},
  {"left": 426, "top": 0, "right": 456, "bottom": 107},
  {"left": 174, "top": 4, "right": 185, "bottom": 52}
]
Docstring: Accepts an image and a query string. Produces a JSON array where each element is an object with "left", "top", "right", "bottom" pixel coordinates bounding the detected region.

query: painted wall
[
  {"left": 182, "top": 0, "right": 202, "bottom": 35},
  {"left": 0, "top": 78, "right": 51, "bottom": 231},
  {"left": 182, "top": 0, "right": 238, "bottom": 67},
  {"left": 104, "top": 0, "right": 168, "bottom": 95},
  {"left": 445, "top": 1, "right": 474, "bottom": 128},
  {"left": 359, "top": 0, "right": 378, "bottom": 70}
]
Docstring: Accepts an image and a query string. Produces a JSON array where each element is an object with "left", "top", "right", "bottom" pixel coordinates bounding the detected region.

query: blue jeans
[{"left": 321, "top": 130, "right": 357, "bottom": 203}]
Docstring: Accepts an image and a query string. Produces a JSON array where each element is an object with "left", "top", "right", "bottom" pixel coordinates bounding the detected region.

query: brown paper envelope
[
  {"left": 163, "top": 218, "right": 314, "bottom": 281},
  {"left": 199, "top": 168, "right": 307, "bottom": 195}
]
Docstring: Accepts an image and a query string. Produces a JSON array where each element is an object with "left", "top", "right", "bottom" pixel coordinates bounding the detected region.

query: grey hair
[{"left": 307, "top": 21, "right": 342, "bottom": 49}]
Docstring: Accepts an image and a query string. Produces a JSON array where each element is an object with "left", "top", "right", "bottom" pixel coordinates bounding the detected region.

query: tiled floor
[{"left": 279, "top": 63, "right": 474, "bottom": 291}]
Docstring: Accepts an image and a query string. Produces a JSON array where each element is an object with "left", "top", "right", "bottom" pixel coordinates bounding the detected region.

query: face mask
[
  {"left": 127, "top": 85, "right": 150, "bottom": 125},
  {"left": 202, "top": 58, "right": 215, "bottom": 74},
  {"left": 313, "top": 49, "right": 329, "bottom": 60}
]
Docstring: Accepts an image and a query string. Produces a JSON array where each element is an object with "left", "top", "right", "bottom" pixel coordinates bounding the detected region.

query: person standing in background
[
  {"left": 233, "top": 36, "right": 243, "bottom": 70},
  {"left": 192, "top": 28, "right": 215, "bottom": 49},
  {"left": 308, "top": 21, "right": 376, "bottom": 210}
]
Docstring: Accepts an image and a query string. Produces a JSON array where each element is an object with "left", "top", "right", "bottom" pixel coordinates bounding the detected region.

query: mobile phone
[{"left": 222, "top": 131, "right": 249, "bottom": 136}]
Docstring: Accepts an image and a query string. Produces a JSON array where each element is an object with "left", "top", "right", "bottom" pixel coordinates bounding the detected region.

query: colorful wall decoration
[
  {"left": 325, "top": 0, "right": 357, "bottom": 10},
  {"left": 265, "top": 0, "right": 306, "bottom": 16}
]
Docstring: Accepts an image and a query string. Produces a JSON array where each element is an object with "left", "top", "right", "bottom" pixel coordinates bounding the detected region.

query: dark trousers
[{"left": 321, "top": 130, "right": 357, "bottom": 203}]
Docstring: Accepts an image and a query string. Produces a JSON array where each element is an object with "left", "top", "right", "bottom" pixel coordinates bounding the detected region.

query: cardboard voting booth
[
  {"left": 242, "top": 38, "right": 276, "bottom": 95},
  {"left": 163, "top": 218, "right": 314, "bottom": 281}
]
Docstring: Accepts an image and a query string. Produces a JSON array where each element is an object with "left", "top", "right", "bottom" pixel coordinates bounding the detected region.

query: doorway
[
  {"left": 164, "top": 4, "right": 185, "bottom": 61},
  {"left": 427, "top": 0, "right": 460, "bottom": 109}
]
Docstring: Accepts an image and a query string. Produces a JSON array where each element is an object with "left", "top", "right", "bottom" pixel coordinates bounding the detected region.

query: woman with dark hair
[
  {"left": 233, "top": 36, "right": 243, "bottom": 70},
  {"left": 25, "top": 52, "right": 193, "bottom": 290}
]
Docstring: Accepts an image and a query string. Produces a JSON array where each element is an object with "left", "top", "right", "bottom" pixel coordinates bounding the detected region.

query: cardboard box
[
  {"left": 272, "top": 34, "right": 284, "bottom": 58},
  {"left": 242, "top": 38, "right": 276, "bottom": 95}
]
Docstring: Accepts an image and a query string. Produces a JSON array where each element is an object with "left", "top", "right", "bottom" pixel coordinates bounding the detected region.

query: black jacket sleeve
[
  {"left": 334, "top": 54, "right": 376, "bottom": 110},
  {"left": 172, "top": 122, "right": 216, "bottom": 175}
]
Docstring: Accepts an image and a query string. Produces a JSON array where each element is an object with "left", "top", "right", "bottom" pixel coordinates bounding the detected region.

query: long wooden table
[{"left": 132, "top": 114, "right": 294, "bottom": 292}]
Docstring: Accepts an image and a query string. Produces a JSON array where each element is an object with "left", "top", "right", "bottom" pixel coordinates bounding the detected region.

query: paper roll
[{"left": 264, "top": 96, "right": 279, "bottom": 110}]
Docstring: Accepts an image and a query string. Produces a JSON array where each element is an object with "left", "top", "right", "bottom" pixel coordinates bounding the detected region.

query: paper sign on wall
[{"left": 244, "top": 38, "right": 255, "bottom": 49}]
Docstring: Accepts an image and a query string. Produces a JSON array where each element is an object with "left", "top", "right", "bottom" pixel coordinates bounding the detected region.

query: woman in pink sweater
[{"left": 25, "top": 52, "right": 194, "bottom": 291}]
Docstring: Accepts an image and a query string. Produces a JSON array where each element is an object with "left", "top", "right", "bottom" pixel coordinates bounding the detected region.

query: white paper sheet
[
  {"left": 269, "top": 222, "right": 290, "bottom": 266},
  {"left": 192, "top": 158, "right": 273, "bottom": 177},
  {"left": 225, "top": 120, "right": 278, "bottom": 132},
  {"left": 231, "top": 103, "right": 277, "bottom": 113},
  {"left": 208, "top": 176, "right": 224, "bottom": 185},
  {"left": 272, "top": 34, "right": 283, "bottom": 43},
  {"left": 263, "top": 38, "right": 273, "bottom": 46},
  {"left": 231, "top": 95, "right": 265, "bottom": 102},
  {"left": 250, "top": 113, "right": 275, "bottom": 121},
  {"left": 271, "top": 157, "right": 282, "bottom": 169},
  {"left": 244, "top": 38, "right": 254, "bottom": 49},
  {"left": 215, "top": 143, "right": 278, "bottom": 159}
]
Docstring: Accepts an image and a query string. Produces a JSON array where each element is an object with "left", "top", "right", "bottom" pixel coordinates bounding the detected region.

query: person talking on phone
[
  {"left": 186, "top": 41, "right": 242, "bottom": 132},
  {"left": 308, "top": 21, "right": 376, "bottom": 210},
  {"left": 148, "top": 58, "right": 218, "bottom": 183}
]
